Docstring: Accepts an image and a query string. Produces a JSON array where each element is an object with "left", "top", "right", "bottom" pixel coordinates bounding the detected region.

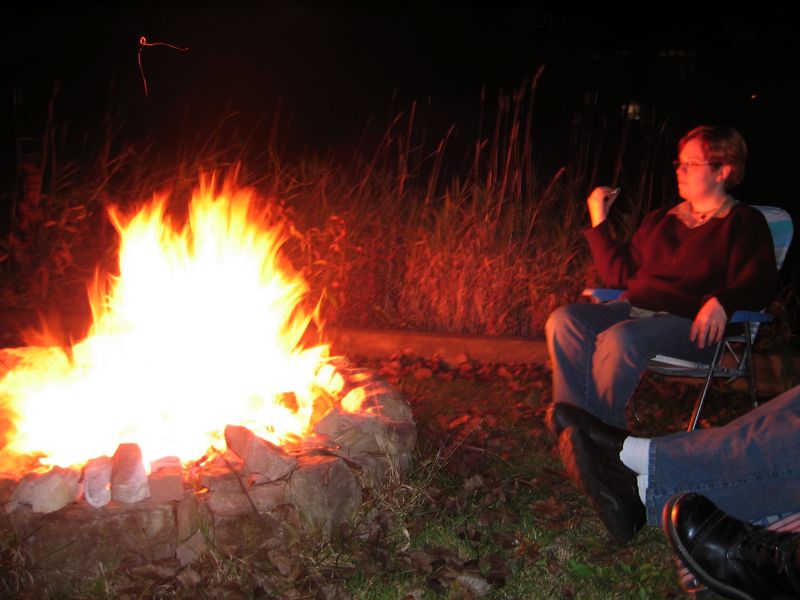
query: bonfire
[{"left": 0, "top": 176, "right": 347, "bottom": 474}]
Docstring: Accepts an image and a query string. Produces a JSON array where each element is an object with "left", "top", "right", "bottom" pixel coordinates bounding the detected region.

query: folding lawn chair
[{"left": 584, "top": 205, "right": 794, "bottom": 431}]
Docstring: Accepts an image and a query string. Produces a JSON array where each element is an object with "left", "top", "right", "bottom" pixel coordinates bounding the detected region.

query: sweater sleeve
[
  {"left": 702, "top": 208, "right": 778, "bottom": 316},
  {"left": 583, "top": 212, "right": 657, "bottom": 288}
]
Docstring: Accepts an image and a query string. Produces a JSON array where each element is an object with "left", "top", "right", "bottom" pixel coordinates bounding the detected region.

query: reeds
[{"left": 0, "top": 78, "right": 675, "bottom": 338}]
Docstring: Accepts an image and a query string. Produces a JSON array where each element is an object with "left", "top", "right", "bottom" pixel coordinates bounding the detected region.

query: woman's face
[{"left": 675, "top": 138, "right": 728, "bottom": 203}]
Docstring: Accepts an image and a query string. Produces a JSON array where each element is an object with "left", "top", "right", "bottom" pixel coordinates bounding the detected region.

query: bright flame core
[{"left": 0, "top": 180, "right": 343, "bottom": 472}]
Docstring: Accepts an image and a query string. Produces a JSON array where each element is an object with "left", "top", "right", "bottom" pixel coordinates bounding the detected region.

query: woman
[{"left": 545, "top": 125, "right": 778, "bottom": 429}]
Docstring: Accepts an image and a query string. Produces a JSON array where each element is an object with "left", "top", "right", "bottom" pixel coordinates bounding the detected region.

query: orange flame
[{"left": 0, "top": 178, "right": 343, "bottom": 473}]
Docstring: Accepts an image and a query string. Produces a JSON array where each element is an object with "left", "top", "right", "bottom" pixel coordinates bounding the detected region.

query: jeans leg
[
  {"left": 545, "top": 301, "right": 632, "bottom": 416},
  {"left": 592, "top": 313, "right": 715, "bottom": 427},
  {"left": 646, "top": 384, "right": 800, "bottom": 525}
]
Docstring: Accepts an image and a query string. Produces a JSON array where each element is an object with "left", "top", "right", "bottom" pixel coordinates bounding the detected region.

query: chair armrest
[
  {"left": 729, "top": 310, "right": 773, "bottom": 324},
  {"left": 582, "top": 288, "right": 624, "bottom": 302},
  {"left": 579, "top": 291, "right": 772, "bottom": 325}
]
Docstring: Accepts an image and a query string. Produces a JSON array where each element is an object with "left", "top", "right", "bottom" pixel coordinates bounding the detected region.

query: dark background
[{"left": 1, "top": 2, "right": 798, "bottom": 273}]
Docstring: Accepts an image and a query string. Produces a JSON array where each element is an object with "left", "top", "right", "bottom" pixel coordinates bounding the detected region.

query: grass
[
  {"left": 4, "top": 77, "right": 797, "bottom": 345},
  {"left": 1, "top": 78, "right": 598, "bottom": 339}
]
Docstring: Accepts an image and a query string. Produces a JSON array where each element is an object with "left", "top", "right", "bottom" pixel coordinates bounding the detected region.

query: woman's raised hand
[{"left": 587, "top": 186, "right": 621, "bottom": 227}]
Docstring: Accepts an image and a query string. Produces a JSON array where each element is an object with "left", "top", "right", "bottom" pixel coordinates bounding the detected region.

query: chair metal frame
[{"left": 584, "top": 205, "right": 793, "bottom": 431}]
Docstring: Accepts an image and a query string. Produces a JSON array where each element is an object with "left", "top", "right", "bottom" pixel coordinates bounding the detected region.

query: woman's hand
[
  {"left": 587, "top": 186, "right": 620, "bottom": 227},
  {"left": 690, "top": 297, "right": 728, "bottom": 349}
]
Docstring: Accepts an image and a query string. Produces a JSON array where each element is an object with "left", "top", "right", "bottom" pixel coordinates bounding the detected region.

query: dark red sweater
[{"left": 584, "top": 203, "right": 778, "bottom": 319}]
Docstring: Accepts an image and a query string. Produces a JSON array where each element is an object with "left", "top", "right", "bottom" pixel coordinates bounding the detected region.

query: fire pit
[{"left": 0, "top": 179, "right": 416, "bottom": 585}]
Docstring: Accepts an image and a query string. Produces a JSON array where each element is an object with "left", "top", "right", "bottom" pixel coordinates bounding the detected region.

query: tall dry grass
[{"left": 1, "top": 76, "right": 649, "bottom": 338}]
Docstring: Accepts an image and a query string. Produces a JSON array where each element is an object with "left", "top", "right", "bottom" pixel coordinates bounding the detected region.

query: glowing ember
[{"left": 0, "top": 178, "right": 344, "bottom": 473}]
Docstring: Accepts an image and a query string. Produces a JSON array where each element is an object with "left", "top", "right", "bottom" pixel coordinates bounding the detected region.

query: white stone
[
  {"left": 313, "top": 409, "right": 383, "bottom": 454},
  {"left": 83, "top": 456, "right": 112, "bottom": 508},
  {"left": 150, "top": 456, "right": 182, "bottom": 473},
  {"left": 7, "top": 467, "right": 82, "bottom": 513},
  {"left": 111, "top": 443, "right": 150, "bottom": 504},
  {"left": 285, "top": 455, "right": 360, "bottom": 539},
  {"left": 176, "top": 529, "right": 205, "bottom": 566},
  {"left": 224, "top": 425, "right": 297, "bottom": 480},
  {"left": 148, "top": 456, "right": 185, "bottom": 503},
  {"left": 205, "top": 483, "right": 286, "bottom": 517}
]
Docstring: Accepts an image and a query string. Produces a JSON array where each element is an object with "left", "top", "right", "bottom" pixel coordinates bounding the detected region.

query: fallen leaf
[
  {"left": 496, "top": 366, "right": 513, "bottom": 379},
  {"left": 483, "top": 553, "right": 511, "bottom": 587},
  {"left": 546, "top": 559, "right": 564, "bottom": 576},
  {"left": 314, "top": 583, "right": 352, "bottom": 600},
  {"left": 491, "top": 531, "right": 517, "bottom": 549},
  {"left": 267, "top": 548, "right": 301, "bottom": 579},
  {"left": 462, "top": 473, "right": 484, "bottom": 492},
  {"left": 530, "top": 496, "right": 567, "bottom": 519},
  {"left": 559, "top": 584, "right": 577, "bottom": 598},
  {"left": 379, "top": 366, "right": 398, "bottom": 378},
  {"left": 455, "top": 523, "right": 483, "bottom": 542},
  {"left": 414, "top": 367, "right": 433, "bottom": 380},
  {"left": 176, "top": 567, "right": 202, "bottom": 586},
  {"left": 454, "top": 571, "right": 491, "bottom": 596},
  {"left": 448, "top": 414, "right": 471, "bottom": 429},
  {"left": 452, "top": 352, "right": 469, "bottom": 365},
  {"left": 477, "top": 508, "right": 504, "bottom": 528},
  {"left": 127, "top": 561, "right": 179, "bottom": 581},
  {"left": 514, "top": 538, "right": 542, "bottom": 562},
  {"left": 409, "top": 549, "right": 433, "bottom": 573}
]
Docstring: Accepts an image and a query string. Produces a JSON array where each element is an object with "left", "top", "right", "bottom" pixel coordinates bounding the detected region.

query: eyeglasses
[{"left": 672, "top": 160, "right": 719, "bottom": 171}]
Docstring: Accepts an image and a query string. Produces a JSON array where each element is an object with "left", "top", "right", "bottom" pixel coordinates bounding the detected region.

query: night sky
[{"left": 2, "top": 3, "right": 799, "bottom": 268}]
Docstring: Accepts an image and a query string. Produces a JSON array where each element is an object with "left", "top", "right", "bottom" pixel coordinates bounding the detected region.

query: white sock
[
  {"left": 636, "top": 474, "right": 648, "bottom": 505},
  {"left": 620, "top": 437, "right": 650, "bottom": 505},
  {"left": 619, "top": 436, "right": 650, "bottom": 476}
]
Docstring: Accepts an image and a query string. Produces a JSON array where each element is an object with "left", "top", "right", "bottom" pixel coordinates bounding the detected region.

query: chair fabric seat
[{"left": 647, "top": 355, "right": 746, "bottom": 379}]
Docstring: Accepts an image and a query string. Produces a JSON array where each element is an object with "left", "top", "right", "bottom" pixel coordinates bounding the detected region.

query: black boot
[
  {"left": 545, "top": 402, "right": 629, "bottom": 452},
  {"left": 664, "top": 493, "right": 800, "bottom": 600},
  {"left": 558, "top": 426, "right": 646, "bottom": 543}
]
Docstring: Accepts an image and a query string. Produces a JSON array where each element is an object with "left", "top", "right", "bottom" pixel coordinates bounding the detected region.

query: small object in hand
[{"left": 608, "top": 188, "right": 621, "bottom": 202}]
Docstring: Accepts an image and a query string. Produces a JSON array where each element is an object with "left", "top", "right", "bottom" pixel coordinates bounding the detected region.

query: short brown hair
[{"left": 678, "top": 125, "right": 747, "bottom": 188}]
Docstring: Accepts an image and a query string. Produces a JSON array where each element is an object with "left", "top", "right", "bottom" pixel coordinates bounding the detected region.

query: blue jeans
[
  {"left": 545, "top": 301, "right": 714, "bottom": 428},
  {"left": 648, "top": 384, "right": 800, "bottom": 525}
]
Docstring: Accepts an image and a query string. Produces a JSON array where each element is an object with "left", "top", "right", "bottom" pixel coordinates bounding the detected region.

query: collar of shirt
[{"left": 668, "top": 196, "right": 738, "bottom": 229}]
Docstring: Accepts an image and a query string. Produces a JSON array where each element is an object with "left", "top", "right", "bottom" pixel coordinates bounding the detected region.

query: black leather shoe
[
  {"left": 545, "top": 402, "right": 629, "bottom": 453},
  {"left": 664, "top": 493, "right": 800, "bottom": 600},
  {"left": 558, "top": 426, "right": 646, "bottom": 543}
]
